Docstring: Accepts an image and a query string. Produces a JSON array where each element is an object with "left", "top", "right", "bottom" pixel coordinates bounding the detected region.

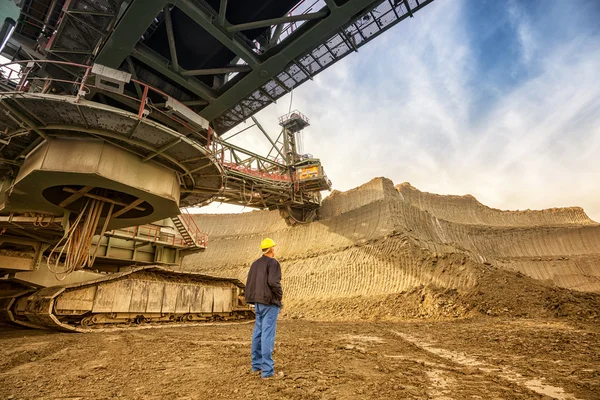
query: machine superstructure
[{"left": 0, "top": 0, "right": 434, "bottom": 330}]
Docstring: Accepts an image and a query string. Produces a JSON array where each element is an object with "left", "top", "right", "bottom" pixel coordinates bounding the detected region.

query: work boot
[{"left": 262, "top": 371, "right": 284, "bottom": 380}]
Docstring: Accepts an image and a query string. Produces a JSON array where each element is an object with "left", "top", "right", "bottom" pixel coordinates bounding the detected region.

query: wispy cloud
[{"left": 199, "top": 0, "right": 600, "bottom": 222}]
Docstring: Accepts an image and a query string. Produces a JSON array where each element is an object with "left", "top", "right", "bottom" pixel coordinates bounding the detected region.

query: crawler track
[{"left": 4, "top": 266, "right": 254, "bottom": 333}]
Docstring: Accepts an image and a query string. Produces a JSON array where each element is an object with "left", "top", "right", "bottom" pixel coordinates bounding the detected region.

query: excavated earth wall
[{"left": 183, "top": 178, "right": 600, "bottom": 320}]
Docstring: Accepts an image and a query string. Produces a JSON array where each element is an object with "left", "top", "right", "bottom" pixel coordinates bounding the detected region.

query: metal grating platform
[{"left": 212, "top": 0, "right": 434, "bottom": 133}]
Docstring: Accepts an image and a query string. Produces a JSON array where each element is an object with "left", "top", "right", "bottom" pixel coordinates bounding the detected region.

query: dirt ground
[{"left": 1, "top": 318, "right": 598, "bottom": 400}]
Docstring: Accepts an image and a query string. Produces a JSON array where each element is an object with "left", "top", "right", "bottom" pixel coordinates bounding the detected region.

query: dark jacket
[{"left": 245, "top": 255, "right": 283, "bottom": 306}]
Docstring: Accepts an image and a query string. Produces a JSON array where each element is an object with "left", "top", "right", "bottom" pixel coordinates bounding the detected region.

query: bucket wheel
[{"left": 280, "top": 205, "right": 318, "bottom": 225}]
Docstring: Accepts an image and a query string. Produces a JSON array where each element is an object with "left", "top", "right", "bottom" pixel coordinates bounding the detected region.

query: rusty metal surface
[
  {"left": 0, "top": 92, "right": 224, "bottom": 207},
  {"left": 9, "top": 265, "right": 252, "bottom": 332}
]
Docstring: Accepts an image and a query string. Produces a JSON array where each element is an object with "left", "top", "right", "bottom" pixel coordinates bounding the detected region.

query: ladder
[{"left": 170, "top": 210, "right": 207, "bottom": 250}]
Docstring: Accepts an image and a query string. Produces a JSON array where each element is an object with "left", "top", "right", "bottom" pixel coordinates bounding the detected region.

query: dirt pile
[{"left": 183, "top": 178, "right": 600, "bottom": 320}]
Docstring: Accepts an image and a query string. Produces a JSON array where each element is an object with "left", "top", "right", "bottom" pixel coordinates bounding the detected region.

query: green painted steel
[
  {"left": 0, "top": 2, "right": 19, "bottom": 21},
  {"left": 95, "top": 0, "right": 166, "bottom": 68},
  {"left": 87, "top": 0, "right": 435, "bottom": 133},
  {"left": 198, "top": 0, "right": 418, "bottom": 121},
  {"left": 130, "top": 44, "right": 218, "bottom": 102},
  {"left": 174, "top": 0, "right": 260, "bottom": 67}
]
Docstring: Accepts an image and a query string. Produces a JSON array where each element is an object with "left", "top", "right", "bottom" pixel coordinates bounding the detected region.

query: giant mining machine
[{"left": 0, "top": 0, "right": 434, "bottom": 331}]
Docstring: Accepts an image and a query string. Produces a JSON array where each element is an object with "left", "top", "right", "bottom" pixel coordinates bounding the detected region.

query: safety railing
[
  {"left": 278, "top": 109, "right": 310, "bottom": 125},
  {"left": 108, "top": 224, "right": 190, "bottom": 248},
  {"left": 178, "top": 208, "right": 209, "bottom": 248},
  {"left": 14, "top": 0, "right": 63, "bottom": 42},
  {"left": 209, "top": 132, "right": 292, "bottom": 182},
  {"left": 277, "top": 0, "right": 326, "bottom": 44},
  {"left": 221, "top": 162, "right": 291, "bottom": 182},
  {"left": 0, "top": 59, "right": 294, "bottom": 186},
  {"left": 0, "top": 59, "right": 212, "bottom": 141}
]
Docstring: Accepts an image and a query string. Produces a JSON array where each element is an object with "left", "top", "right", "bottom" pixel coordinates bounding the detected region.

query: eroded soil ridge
[{"left": 183, "top": 178, "right": 600, "bottom": 320}]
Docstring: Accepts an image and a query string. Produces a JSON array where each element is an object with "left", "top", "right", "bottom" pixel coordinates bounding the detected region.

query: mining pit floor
[
  {"left": 1, "top": 318, "right": 598, "bottom": 400},
  {"left": 2, "top": 178, "right": 600, "bottom": 399}
]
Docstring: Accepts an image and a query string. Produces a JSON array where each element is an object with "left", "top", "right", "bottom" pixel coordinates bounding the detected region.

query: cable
[
  {"left": 47, "top": 200, "right": 89, "bottom": 280},
  {"left": 47, "top": 197, "right": 110, "bottom": 280}
]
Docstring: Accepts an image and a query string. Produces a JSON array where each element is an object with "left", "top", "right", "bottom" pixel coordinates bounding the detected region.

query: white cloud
[
  {"left": 200, "top": 0, "right": 600, "bottom": 223},
  {"left": 508, "top": 0, "right": 537, "bottom": 65}
]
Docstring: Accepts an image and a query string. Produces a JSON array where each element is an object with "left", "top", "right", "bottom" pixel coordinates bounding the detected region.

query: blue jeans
[{"left": 251, "top": 303, "right": 280, "bottom": 378}]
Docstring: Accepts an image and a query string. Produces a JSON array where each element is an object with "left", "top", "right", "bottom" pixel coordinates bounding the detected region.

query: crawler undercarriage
[{"left": 1, "top": 266, "right": 253, "bottom": 333}]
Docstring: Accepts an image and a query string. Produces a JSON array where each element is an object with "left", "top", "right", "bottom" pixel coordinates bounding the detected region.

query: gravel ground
[{"left": 1, "top": 317, "right": 598, "bottom": 399}]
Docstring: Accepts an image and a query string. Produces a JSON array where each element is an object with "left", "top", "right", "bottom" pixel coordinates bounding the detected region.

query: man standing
[{"left": 245, "top": 238, "right": 283, "bottom": 379}]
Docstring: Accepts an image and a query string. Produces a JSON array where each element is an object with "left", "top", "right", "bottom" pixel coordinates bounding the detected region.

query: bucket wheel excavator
[{"left": 0, "top": 0, "right": 434, "bottom": 331}]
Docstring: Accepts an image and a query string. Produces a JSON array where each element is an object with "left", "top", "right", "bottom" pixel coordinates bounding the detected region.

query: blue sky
[
  {"left": 202, "top": 0, "right": 600, "bottom": 222},
  {"left": 4, "top": 0, "right": 596, "bottom": 220}
]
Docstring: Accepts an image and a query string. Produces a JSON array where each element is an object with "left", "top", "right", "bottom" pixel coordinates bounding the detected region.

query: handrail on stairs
[{"left": 178, "top": 208, "right": 208, "bottom": 248}]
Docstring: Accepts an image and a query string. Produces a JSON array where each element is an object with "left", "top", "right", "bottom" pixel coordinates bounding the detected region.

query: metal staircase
[{"left": 170, "top": 210, "right": 207, "bottom": 250}]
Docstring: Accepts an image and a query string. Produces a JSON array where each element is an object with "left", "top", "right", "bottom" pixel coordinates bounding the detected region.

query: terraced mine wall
[{"left": 183, "top": 178, "right": 600, "bottom": 320}]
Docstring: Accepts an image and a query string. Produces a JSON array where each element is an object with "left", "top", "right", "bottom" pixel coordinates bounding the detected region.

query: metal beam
[
  {"left": 174, "top": 0, "right": 259, "bottom": 67},
  {"left": 226, "top": 11, "right": 329, "bottom": 33},
  {"left": 125, "top": 56, "right": 143, "bottom": 99},
  {"left": 95, "top": 0, "right": 167, "bottom": 68},
  {"left": 218, "top": 140, "right": 287, "bottom": 169},
  {"left": 231, "top": 149, "right": 242, "bottom": 164},
  {"left": 325, "top": 0, "right": 339, "bottom": 9},
  {"left": 180, "top": 162, "right": 214, "bottom": 177},
  {"left": 266, "top": 130, "right": 284, "bottom": 160},
  {"left": 142, "top": 138, "right": 181, "bottom": 162},
  {"left": 15, "top": 136, "right": 43, "bottom": 159},
  {"left": 0, "top": 102, "right": 47, "bottom": 139},
  {"left": 64, "top": 11, "right": 107, "bottom": 36},
  {"left": 200, "top": 0, "right": 432, "bottom": 122},
  {"left": 270, "top": 24, "right": 284, "bottom": 47},
  {"left": 403, "top": 0, "right": 414, "bottom": 17},
  {"left": 96, "top": 89, "right": 194, "bottom": 133},
  {"left": 63, "top": 188, "right": 146, "bottom": 210},
  {"left": 0, "top": 157, "right": 22, "bottom": 166},
  {"left": 163, "top": 5, "right": 180, "bottom": 72},
  {"left": 180, "top": 65, "right": 252, "bottom": 76},
  {"left": 222, "top": 123, "right": 255, "bottom": 141},
  {"left": 111, "top": 198, "right": 146, "bottom": 218},
  {"left": 59, "top": 186, "right": 94, "bottom": 208},
  {"left": 218, "top": 0, "right": 228, "bottom": 27},
  {"left": 155, "top": 99, "right": 209, "bottom": 107},
  {"left": 131, "top": 44, "right": 217, "bottom": 102},
  {"left": 251, "top": 116, "right": 286, "bottom": 160},
  {"left": 67, "top": 10, "right": 115, "bottom": 17},
  {"left": 294, "top": 59, "right": 314, "bottom": 80}
]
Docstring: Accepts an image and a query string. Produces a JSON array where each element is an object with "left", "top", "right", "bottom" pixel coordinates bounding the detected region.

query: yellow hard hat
[{"left": 260, "top": 238, "right": 276, "bottom": 250}]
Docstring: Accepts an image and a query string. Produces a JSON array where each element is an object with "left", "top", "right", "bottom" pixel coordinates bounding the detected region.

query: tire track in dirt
[
  {"left": 389, "top": 330, "right": 581, "bottom": 400},
  {"left": 332, "top": 327, "right": 544, "bottom": 399},
  {"left": 0, "top": 333, "right": 78, "bottom": 374}
]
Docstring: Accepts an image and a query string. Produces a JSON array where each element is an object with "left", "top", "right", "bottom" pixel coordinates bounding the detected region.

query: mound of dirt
[
  {"left": 397, "top": 182, "right": 595, "bottom": 227},
  {"left": 183, "top": 177, "right": 600, "bottom": 321}
]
